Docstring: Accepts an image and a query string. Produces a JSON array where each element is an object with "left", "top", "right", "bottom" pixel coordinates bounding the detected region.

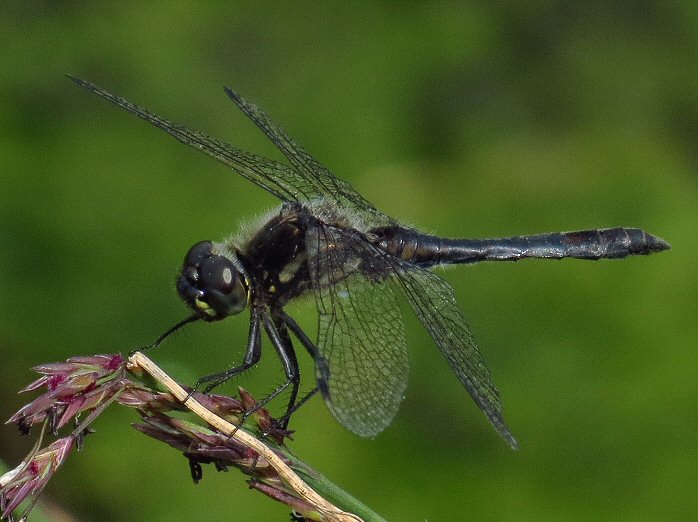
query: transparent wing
[
  {"left": 223, "top": 88, "right": 391, "bottom": 224},
  {"left": 69, "top": 76, "right": 316, "bottom": 202},
  {"left": 306, "top": 225, "right": 408, "bottom": 437},
  {"left": 69, "top": 76, "right": 392, "bottom": 225},
  {"left": 390, "top": 261, "right": 518, "bottom": 449},
  {"left": 306, "top": 223, "right": 516, "bottom": 446}
]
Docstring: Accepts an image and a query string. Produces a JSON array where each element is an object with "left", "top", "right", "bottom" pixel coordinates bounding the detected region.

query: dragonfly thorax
[{"left": 176, "top": 240, "right": 249, "bottom": 321}]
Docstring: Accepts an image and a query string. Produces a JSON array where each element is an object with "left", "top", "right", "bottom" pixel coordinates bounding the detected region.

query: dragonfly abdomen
[
  {"left": 372, "top": 226, "right": 442, "bottom": 266},
  {"left": 374, "top": 226, "right": 670, "bottom": 266}
]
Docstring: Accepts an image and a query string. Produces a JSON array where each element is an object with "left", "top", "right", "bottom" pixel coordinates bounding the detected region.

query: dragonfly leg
[
  {"left": 244, "top": 313, "right": 300, "bottom": 429},
  {"left": 135, "top": 314, "right": 199, "bottom": 355},
  {"left": 262, "top": 387, "right": 320, "bottom": 438},
  {"left": 279, "top": 310, "right": 330, "bottom": 400},
  {"left": 195, "top": 307, "right": 262, "bottom": 394}
]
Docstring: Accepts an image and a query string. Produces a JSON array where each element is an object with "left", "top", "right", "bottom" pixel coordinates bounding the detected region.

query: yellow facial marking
[{"left": 194, "top": 297, "right": 217, "bottom": 317}]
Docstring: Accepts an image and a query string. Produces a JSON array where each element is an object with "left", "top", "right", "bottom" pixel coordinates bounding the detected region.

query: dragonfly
[{"left": 69, "top": 76, "right": 669, "bottom": 449}]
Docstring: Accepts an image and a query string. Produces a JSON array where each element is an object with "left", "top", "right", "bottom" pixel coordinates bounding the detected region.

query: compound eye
[
  {"left": 183, "top": 241, "right": 214, "bottom": 270},
  {"left": 183, "top": 266, "right": 198, "bottom": 284},
  {"left": 199, "top": 256, "right": 236, "bottom": 294},
  {"left": 196, "top": 255, "right": 247, "bottom": 318}
]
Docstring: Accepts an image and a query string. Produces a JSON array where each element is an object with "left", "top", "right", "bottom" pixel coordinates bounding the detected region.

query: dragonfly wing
[
  {"left": 306, "top": 224, "right": 408, "bottom": 437},
  {"left": 223, "top": 88, "right": 391, "bottom": 224},
  {"left": 69, "top": 76, "right": 327, "bottom": 203},
  {"left": 390, "top": 261, "right": 518, "bottom": 448}
]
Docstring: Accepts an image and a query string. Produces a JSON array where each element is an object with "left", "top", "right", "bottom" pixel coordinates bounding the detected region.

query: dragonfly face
[{"left": 176, "top": 240, "right": 249, "bottom": 321}]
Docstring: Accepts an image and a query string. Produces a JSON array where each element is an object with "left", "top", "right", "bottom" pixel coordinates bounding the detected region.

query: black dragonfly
[{"left": 69, "top": 77, "right": 669, "bottom": 449}]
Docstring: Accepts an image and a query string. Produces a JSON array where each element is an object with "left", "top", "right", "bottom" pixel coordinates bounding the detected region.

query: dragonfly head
[{"left": 176, "top": 241, "right": 249, "bottom": 321}]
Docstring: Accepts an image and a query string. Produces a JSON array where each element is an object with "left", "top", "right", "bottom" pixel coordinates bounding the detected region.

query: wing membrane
[
  {"left": 391, "top": 262, "right": 518, "bottom": 448},
  {"left": 70, "top": 76, "right": 392, "bottom": 225},
  {"left": 69, "top": 76, "right": 317, "bottom": 202},
  {"left": 306, "top": 224, "right": 408, "bottom": 437},
  {"left": 305, "top": 222, "right": 517, "bottom": 446},
  {"left": 223, "top": 88, "right": 389, "bottom": 223}
]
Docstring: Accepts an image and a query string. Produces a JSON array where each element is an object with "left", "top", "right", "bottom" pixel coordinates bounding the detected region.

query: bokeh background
[{"left": 1, "top": 2, "right": 696, "bottom": 521}]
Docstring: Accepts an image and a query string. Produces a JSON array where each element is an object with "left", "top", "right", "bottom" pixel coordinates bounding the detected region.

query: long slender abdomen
[{"left": 372, "top": 226, "right": 670, "bottom": 267}]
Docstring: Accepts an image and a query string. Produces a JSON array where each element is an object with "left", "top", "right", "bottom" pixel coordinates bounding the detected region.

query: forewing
[
  {"left": 391, "top": 262, "right": 519, "bottom": 449},
  {"left": 70, "top": 76, "right": 393, "bottom": 224},
  {"left": 69, "top": 76, "right": 328, "bottom": 203},
  {"left": 306, "top": 225, "right": 408, "bottom": 437},
  {"left": 223, "top": 88, "right": 391, "bottom": 224}
]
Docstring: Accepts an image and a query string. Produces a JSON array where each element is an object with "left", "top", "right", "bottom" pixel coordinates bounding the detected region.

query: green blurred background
[{"left": 1, "top": 2, "right": 695, "bottom": 521}]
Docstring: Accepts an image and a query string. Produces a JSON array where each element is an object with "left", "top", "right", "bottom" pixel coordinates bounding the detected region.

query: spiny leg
[
  {"left": 262, "top": 386, "right": 320, "bottom": 438},
  {"left": 195, "top": 307, "right": 262, "bottom": 393},
  {"left": 134, "top": 314, "right": 199, "bottom": 355},
  {"left": 241, "top": 313, "right": 301, "bottom": 428},
  {"left": 280, "top": 310, "right": 330, "bottom": 399},
  {"left": 255, "top": 310, "right": 329, "bottom": 435}
]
